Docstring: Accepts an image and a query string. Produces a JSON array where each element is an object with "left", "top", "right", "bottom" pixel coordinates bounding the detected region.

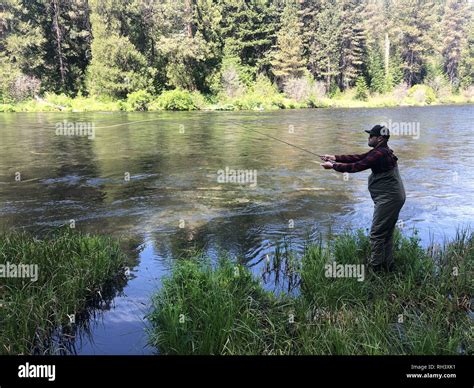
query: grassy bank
[
  {"left": 148, "top": 229, "right": 473, "bottom": 355},
  {"left": 1, "top": 85, "right": 473, "bottom": 113},
  {"left": 0, "top": 230, "right": 126, "bottom": 354}
]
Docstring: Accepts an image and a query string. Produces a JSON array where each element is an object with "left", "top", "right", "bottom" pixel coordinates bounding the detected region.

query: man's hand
[
  {"left": 320, "top": 161, "right": 334, "bottom": 169},
  {"left": 320, "top": 154, "right": 336, "bottom": 162}
]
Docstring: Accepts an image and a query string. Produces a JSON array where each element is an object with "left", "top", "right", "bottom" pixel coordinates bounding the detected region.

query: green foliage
[
  {"left": 338, "top": 0, "right": 366, "bottom": 89},
  {"left": 355, "top": 76, "right": 369, "bottom": 100},
  {"left": 441, "top": 0, "right": 472, "bottom": 85},
  {"left": 0, "top": 0, "right": 471, "bottom": 106},
  {"left": 126, "top": 90, "right": 153, "bottom": 111},
  {"left": 152, "top": 89, "right": 200, "bottom": 111},
  {"left": 148, "top": 258, "right": 276, "bottom": 354},
  {"left": 220, "top": 0, "right": 279, "bottom": 72},
  {"left": 86, "top": 35, "right": 155, "bottom": 98},
  {"left": 0, "top": 104, "right": 15, "bottom": 112},
  {"left": 231, "top": 74, "right": 285, "bottom": 110},
  {"left": 390, "top": 0, "right": 438, "bottom": 86},
  {"left": 407, "top": 85, "right": 436, "bottom": 104},
  {"left": 270, "top": 2, "right": 306, "bottom": 85},
  {"left": 208, "top": 49, "right": 253, "bottom": 99},
  {"left": 302, "top": 0, "right": 342, "bottom": 90},
  {"left": 0, "top": 229, "right": 126, "bottom": 354},
  {"left": 367, "top": 49, "right": 387, "bottom": 93},
  {"left": 149, "top": 229, "right": 473, "bottom": 355}
]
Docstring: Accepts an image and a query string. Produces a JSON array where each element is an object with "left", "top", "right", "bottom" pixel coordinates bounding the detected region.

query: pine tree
[
  {"left": 86, "top": 0, "right": 154, "bottom": 98},
  {"left": 391, "top": 0, "right": 437, "bottom": 86},
  {"left": 1, "top": 0, "right": 92, "bottom": 95},
  {"left": 338, "top": 0, "right": 366, "bottom": 90},
  {"left": 219, "top": 0, "right": 278, "bottom": 74},
  {"left": 441, "top": 0, "right": 471, "bottom": 85},
  {"left": 457, "top": 14, "right": 474, "bottom": 89},
  {"left": 367, "top": 49, "right": 386, "bottom": 93},
  {"left": 355, "top": 75, "right": 368, "bottom": 100},
  {"left": 270, "top": 2, "right": 306, "bottom": 86},
  {"left": 301, "top": 0, "right": 342, "bottom": 91}
]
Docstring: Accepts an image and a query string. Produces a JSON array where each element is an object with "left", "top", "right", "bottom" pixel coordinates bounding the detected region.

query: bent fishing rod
[
  {"left": 76, "top": 116, "right": 333, "bottom": 162},
  {"left": 230, "top": 121, "right": 333, "bottom": 162}
]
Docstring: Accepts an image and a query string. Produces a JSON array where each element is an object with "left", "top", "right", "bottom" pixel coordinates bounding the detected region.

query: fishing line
[
  {"left": 229, "top": 121, "right": 328, "bottom": 161},
  {"left": 46, "top": 115, "right": 330, "bottom": 160}
]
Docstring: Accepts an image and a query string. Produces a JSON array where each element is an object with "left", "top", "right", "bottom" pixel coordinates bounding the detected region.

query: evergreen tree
[
  {"left": 441, "top": 0, "right": 471, "bottom": 85},
  {"left": 270, "top": 2, "right": 306, "bottom": 86},
  {"left": 219, "top": 0, "right": 279, "bottom": 74},
  {"left": 457, "top": 13, "right": 474, "bottom": 89},
  {"left": 86, "top": 0, "right": 154, "bottom": 98},
  {"left": 355, "top": 75, "right": 369, "bottom": 100},
  {"left": 338, "top": 0, "right": 366, "bottom": 90},
  {"left": 391, "top": 0, "right": 437, "bottom": 86},
  {"left": 301, "top": 0, "right": 342, "bottom": 91},
  {"left": 367, "top": 49, "right": 386, "bottom": 93}
]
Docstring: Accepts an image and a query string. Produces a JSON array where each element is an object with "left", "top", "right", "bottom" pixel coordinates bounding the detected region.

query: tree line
[{"left": 0, "top": 0, "right": 472, "bottom": 102}]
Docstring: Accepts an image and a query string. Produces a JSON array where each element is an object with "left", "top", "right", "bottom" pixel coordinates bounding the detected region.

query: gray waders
[{"left": 368, "top": 166, "right": 406, "bottom": 268}]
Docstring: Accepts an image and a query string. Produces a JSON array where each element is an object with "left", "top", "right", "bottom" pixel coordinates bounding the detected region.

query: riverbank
[
  {"left": 0, "top": 230, "right": 126, "bottom": 355},
  {"left": 148, "top": 229, "right": 473, "bottom": 355},
  {"left": 1, "top": 85, "right": 473, "bottom": 113}
]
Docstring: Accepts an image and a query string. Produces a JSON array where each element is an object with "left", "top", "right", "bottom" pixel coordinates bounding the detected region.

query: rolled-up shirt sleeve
[{"left": 333, "top": 150, "right": 383, "bottom": 173}]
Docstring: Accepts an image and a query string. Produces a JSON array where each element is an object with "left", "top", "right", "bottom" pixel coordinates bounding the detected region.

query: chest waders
[{"left": 368, "top": 166, "right": 406, "bottom": 268}]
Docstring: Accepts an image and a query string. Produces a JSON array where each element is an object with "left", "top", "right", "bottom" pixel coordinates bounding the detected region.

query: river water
[{"left": 0, "top": 105, "right": 472, "bottom": 354}]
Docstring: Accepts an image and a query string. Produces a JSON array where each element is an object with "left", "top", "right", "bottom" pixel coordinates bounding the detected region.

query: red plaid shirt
[{"left": 333, "top": 145, "right": 399, "bottom": 174}]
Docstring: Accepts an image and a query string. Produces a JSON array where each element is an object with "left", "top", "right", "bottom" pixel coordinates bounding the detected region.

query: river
[{"left": 0, "top": 105, "right": 472, "bottom": 354}]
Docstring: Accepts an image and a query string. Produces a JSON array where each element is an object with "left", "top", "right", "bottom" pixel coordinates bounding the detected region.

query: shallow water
[{"left": 0, "top": 105, "right": 472, "bottom": 354}]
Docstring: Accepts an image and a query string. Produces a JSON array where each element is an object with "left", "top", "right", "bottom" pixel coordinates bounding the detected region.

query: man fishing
[{"left": 320, "top": 124, "right": 406, "bottom": 272}]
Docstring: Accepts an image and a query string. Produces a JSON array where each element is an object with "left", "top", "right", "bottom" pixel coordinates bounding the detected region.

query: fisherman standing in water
[{"left": 320, "top": 125, "right": 406, "bottom": 272}]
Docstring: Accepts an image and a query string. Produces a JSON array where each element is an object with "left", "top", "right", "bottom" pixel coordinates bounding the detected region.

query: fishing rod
[
  {"left": 230, "top": 121, "right": 332, "bottom": 162},
  {"left": 51, "top": 115, "right": 332, "bottom": 161}
]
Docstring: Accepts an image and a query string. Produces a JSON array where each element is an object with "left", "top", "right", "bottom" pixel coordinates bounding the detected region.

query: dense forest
[{"left": 0, "top": 0, "right": 473, "bottom": 110}]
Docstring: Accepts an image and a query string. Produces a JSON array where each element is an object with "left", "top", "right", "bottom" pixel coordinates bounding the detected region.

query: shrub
[
  {"left": 392, "top": 82, "right": 409, "bottom": 102},
  {"left": 231, "top": 74, "right": 286, "bottom": 110},
  {"left": 408, "top": 85, "right": 436, "bottom": 104},
  {"left": 426, "top": 75, "right": 451, "bottom": 99},
  {"left": 462, "top": 85, "right": 474, "bottom": 100},
  {"left": 152, "top": 89, "right": 198, "bottom": 111},
  {"left": 283, "top": 75, "right": 326, "bottom": 105},
  {"left": 284, "top": 77, "right": 311, "bottom": 102},
  {"left": 126, "top": 89, "right": 153, "bottom": 111},
  {"left": 8, "top": 74, "right": 41, "bottom": 101},
  {"left": 0, "top": 104, "right": 15, "bottom": 112}
]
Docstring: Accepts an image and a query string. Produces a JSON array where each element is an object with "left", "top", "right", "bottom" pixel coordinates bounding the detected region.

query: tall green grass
[
  {"left": 0, "top": 229, "right": 127, "bottom": 354},
  {"left": 148, "top": 229, "right": 473, "bottom": 355}
]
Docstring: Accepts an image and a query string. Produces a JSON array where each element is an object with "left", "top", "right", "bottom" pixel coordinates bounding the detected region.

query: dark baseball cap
[{"left": 365, "top": 124, "right": 390, "bottom": 138}]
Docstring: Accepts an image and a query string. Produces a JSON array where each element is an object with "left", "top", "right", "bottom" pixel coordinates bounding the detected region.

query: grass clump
[
  {"left": 149, "top": 229, "right": 473, "bottom": 355},
  {"left": 148, "top": 257, "right": 289, "bottom": 354},
  {"left": 0, "top": 229, "right": 126, "bottom": 354}
]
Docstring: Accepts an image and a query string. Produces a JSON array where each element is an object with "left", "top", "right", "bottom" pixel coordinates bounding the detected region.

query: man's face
[{"left": 368, "top": 135, "right": 381, "bottom": 147}]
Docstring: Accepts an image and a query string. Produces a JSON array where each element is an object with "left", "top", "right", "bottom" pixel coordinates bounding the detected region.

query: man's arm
[
  {"left": 333, "top": 149, "right": 384, "bottom": 173},
  {"left": 334, "top": 151, "right": 370, "bottom": 163}
]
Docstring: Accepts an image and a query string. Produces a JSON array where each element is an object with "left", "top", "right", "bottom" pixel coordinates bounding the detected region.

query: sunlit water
[{"left": 0, "top": 105, "right": 473, "bottom": 354}]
